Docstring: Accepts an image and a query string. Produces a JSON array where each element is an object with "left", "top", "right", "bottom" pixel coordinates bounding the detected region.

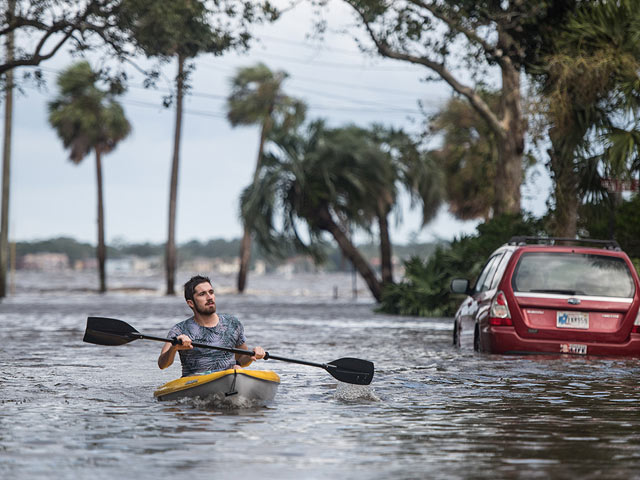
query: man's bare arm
[{"left": 158, "top": 334, "right": 193, "bottom": 369}]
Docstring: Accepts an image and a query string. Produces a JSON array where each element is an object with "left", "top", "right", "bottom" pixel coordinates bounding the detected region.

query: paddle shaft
[
  {"left": 135, "top": 333, "right": 330, "bottom": 369},
  {"left": 132, "top": 333, "right": 255, "bottom": 356},
  {"left": 83, "top": 317, "right": 374, "bottom": 384}
]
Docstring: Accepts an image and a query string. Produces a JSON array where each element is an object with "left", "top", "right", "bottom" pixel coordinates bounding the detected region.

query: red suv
[{"left": 450, "top": 237, "right": 640, "bottom": 355}]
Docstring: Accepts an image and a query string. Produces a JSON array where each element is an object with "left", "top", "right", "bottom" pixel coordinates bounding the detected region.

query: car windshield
[{"left": 512, "top": 252, "right": 636, "bottom": 298}]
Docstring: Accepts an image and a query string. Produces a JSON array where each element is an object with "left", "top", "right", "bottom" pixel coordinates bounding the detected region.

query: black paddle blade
[
  {"left": 326, "top": 357, "right": 375, "bottom": 385},
  {"left": 83, "top": 317, "right": 140, "bottom": 346}
]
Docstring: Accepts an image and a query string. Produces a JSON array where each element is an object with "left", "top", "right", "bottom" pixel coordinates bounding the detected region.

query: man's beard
[{"left": 194, "top": 302, "right": 216, "bottom": 315}]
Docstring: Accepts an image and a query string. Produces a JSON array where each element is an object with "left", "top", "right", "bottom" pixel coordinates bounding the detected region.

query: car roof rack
[{"left": 508, "top": 236, "right": 621, "bottom": 250}]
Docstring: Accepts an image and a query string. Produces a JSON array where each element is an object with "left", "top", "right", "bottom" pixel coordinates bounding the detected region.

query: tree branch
[
  {"left": 0, "top": 1, "right": 125, "bottom": 75},
  {"left": 350, "top": 4, "right": 506, "bottom": 139},
  {"left": 408, "top": 0, "right": 511, "bottom": 70}
]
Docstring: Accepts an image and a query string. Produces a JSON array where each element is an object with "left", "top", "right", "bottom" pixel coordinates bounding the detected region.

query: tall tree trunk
[
  {"left": 378, "top": 204, "right": 393, "bottom": 286},
  {"left": 316, "top": 208, "right": 382, "bottom": 302},
  {"left": 166, "top": 54, "right": 185, "bottom": 295},
  {"left": 548, "top": 148, "right": 579, "bottom": 237},
  {"left": 237, "top": 116, "right": 271, "bottom": 293},
  {"left": 237, "top": 229, "right": 251, "bottom": 292},
  {"left": 548, "top": 127, "right": 582, "bottom": 237},
  {"left": 95, "top": 148, "right": 106, "bottom": 293},
  {"left": 0, "top": 0, "right": 15, "bottom": 298},
  {"left": 494, "top": 37, "right": 524, "bottom": 216}
]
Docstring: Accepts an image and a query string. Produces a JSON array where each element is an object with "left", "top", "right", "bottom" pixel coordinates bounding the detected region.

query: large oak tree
[{"left": 339, "top": 0, "right": 546, "bottom": 216}]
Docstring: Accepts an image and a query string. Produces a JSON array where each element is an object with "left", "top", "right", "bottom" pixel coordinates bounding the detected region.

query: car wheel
[{"left": 473, "top": 324, "right": 480, "bottom": 352}]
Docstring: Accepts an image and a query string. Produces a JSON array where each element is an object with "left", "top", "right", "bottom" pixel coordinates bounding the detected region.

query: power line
[
  {"left": 203, "top": 50, "right": 419, "bottom": 72},
  {"left": 201, "top": 57, "right": 441, "bottom": 103},
  {"left": 258, "top": 33, "right": 364, "bottom": 57},
  {"left": 121, "top": 98, "right": 227, "bottom": 118},
  {"left": 122, "top": 95, "right": 420, "bottom": 118},
  {"left": 40, "top": 64, "right": 424, "bottom": 109},
  {"left": 288, "top": 73, "right": 433, "bottom": 100},
  {"left": 41, "top": 54, "right": 439, "bottom": 112},
  {"left": 35, "top": 64, "right": 431, "bottom": 119}
]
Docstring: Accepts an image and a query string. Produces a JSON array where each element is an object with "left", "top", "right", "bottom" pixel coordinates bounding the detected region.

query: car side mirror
[{"left": 450, "top": 278, "right": 470, "bottom": 294}]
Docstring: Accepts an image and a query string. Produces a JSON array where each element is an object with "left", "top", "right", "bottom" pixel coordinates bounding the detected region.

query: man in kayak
[{"left": 158, "top": 275, "right": 266, "bottom": 377}]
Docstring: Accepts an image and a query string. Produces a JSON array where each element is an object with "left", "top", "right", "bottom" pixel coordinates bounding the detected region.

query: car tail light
[
  {"left": 632, "top": 308, "right": 640, "bottom": 333},
  {"left": 489, "top": 291, "right": 513, "bottom": 326}
]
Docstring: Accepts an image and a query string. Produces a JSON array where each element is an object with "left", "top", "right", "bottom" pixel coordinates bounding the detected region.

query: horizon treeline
[{"left": 14, "top": 236, "right": 440, "bottom": 271}]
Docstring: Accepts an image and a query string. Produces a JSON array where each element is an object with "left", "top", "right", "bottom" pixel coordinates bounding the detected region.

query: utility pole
[{"left": 0, "top": 0, "right": 16, "bottom": 298}]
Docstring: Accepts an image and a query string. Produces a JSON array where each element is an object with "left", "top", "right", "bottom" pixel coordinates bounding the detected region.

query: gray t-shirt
[{"left": 167, "top": 314, "right": 247, "bottom": 377}]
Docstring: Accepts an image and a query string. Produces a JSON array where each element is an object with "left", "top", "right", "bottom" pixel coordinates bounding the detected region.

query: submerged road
[{"left": 1, "top": 271, "right": 639, "bottom": 479}]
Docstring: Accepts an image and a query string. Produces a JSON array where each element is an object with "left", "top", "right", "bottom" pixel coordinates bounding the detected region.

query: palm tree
[
  {"left": 240, "top": 121, "right": 384, "bottom": 300},
  {"left": 310, "top": 125, "right": 443, "bottom": 286},
  {"left": 48, "top": 61, "right": 131, "bottom": 293},
  {"left": 241, "top": 121, "right": 444, "bottom": 298},
  {"left": 317, "top": 125, "right": 394, "bottom": 286},
  {"left": 428, "top": 95, "right": 501, "bottom": 221},
  {"left": 539, "top": 0, "right": 640, "bottom": 237},
  {"left": 368, "top": 126, "right": 444, "bottom": 285},
  {"left": 226, "top": 63, "right": 306, "bottom": 293}
]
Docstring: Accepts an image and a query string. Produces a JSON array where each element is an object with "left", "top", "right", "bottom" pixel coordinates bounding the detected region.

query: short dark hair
[{"left": 184, "top": 275, "right": 212, "bottom": 302}]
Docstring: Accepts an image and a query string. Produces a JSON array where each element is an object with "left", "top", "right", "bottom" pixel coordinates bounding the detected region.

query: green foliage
[
  {"left": 113, "top": 242, "right": 163, "bottom": 258},
  {"left": 120, "top": 0, "right": 220, "bottom": 59},
  {"left": 369, "top": 125, "right": 444, "bottom": 225},
  {"left": 120, "top": 0, "right": 278, "bottom": 61},
  {"left": 241, "top": 120, "right": 387, "bottom": 261},
  {"left": 429, "top": 93, "right": 499, "bottom": 220},
  {"left": 227, "top": 63, "right": 306, "bottom": 130},
  {"left": 614, "top": 197, "right": 640, "bottom": 260},
  {"left": 179, "top": 238, "right": 246, "bottom": 261},
  {"left": 342, "top": 0, "right": 561, "bottom": 217},
  {"left": 16, "top": 237, "right": 95, "bottom": 265},
  {"left": 378, "top": 213, "right": 546, "bottom": 317},
  {"left": 0, "top": 0, "right": 132, "bottom": 76},
  {"left": 48, "top": 61, "right": 131, "bottom": 162},
  {"left": 580, "top": 194, "right": 640, "bottom": 260},
  {"left": 535, "top": 0, "right": 640, "bottom": 236}
]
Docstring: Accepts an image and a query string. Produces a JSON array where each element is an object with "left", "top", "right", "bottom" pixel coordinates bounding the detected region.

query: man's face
[{"left": 188, "top": 282, "right": 216, "bottom": 315}]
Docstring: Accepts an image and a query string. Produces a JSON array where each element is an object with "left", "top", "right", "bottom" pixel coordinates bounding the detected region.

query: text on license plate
[
  {"left": 560, "top": 344, "right": 587, "bottom": 355},
  {"left": 557, "top": 311, "right": 589, "bottom": 329}
]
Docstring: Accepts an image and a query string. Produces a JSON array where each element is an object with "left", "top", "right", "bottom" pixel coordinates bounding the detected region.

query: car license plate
[
  {"left": 556, "top": 311, "right": 589, "bottom": 329},
  {"left": 560, "top": 343, "right": 587, "bottom": 355}
]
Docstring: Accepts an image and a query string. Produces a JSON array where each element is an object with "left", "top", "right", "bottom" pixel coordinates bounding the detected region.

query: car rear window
[{"left": 512, "top": 252, "right": 636, "bottom": 298}]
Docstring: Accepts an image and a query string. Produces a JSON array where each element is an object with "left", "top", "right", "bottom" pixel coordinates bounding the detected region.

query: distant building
[
  {"left": 182, "top": 257, "right": 266, "bottom": 275},
  {"left": 275, "top": 256, "right": 317, "bottom": 275},
  {"left": 106, "top": 256, "right": 160, "bottom": 274},
  {"left": 20, "top": 253, "right": 70, "bottom": 271},
  {"left": 74, "top": 258, "right": 98, "bottom": 271},
  {"left": 212, "top": 258, "right": 239, "bottom": 274}
]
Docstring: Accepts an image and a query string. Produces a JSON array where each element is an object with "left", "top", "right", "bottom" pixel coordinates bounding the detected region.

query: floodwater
[{"left": 2, "top": 271, "right": 640, "bottom": 479}]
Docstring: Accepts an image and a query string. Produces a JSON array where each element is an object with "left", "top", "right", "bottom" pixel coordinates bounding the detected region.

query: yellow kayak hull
[{"left": 154, "top": 369, "right": 280, "bottom": 402}]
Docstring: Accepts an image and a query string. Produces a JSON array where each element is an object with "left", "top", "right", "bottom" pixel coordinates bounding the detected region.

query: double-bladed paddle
[{"left": 83, "top": 316, "right": 374, "bottom": 386}]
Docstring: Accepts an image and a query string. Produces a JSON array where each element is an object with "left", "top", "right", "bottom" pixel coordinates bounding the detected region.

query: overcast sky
[{"left": 5, "top": 0, "right": 550, "bottom": 246}]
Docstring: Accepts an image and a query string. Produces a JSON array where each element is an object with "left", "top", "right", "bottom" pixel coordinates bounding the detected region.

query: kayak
[{"left": 153, "top": 368, "right": 280, "bottom": 403}]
